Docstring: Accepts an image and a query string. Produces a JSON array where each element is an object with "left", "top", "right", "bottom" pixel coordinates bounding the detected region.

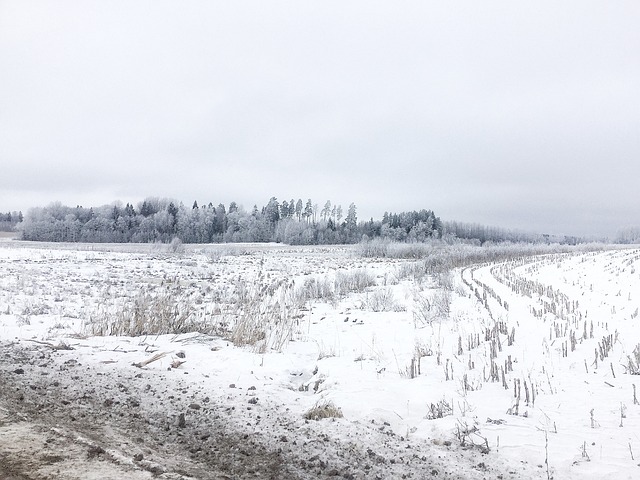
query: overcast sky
[{"left": 1, "top": 1, "right": 639, "bottom": 237}]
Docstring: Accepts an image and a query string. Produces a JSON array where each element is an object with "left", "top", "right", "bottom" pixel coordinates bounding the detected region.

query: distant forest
[
  {"left": 0, "top": 211, "right": 22, "bottom": 232},
  {"left": 16, "top": 198, "right": 444, "bottom": 245},
  {"left": 4, "top": 197, "right": 629, "bottom": 245}
]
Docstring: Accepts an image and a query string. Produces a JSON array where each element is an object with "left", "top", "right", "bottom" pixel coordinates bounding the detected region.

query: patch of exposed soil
[{"left": 0, "top": 341, "right": 538, "bottom": 479}]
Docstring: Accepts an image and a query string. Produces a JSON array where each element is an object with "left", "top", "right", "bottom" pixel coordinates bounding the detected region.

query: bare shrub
[
  {"left": 454, "top": 420, "right": 489, "bottom": 453},
  {"left": 393, "top": 262, "right": 427, "bottom": 283},
  {"left": 205, "top": 249, "right": 224, "bottom": 263},
  {"left": 168, "top": 237, "right": 184, "bottom": 254},
  {"left": 296, "top": 269, "right": 376, "bottom": 306},
  {"left": 21, "top": 300, "right": 50, "bottom": 316},
  {"left": 435, "top": 270, "right": 454, "bottom": 291},
  {"left": 455, "top": 283, "right": 467, "bottom": 297},
  {"left": 304, "top": 400, "right": 343, "bottom": 421},
  {"left": 363, "top": 288, "right": 405, "bottom": 312},
  {"left": 357, "top": 238, "right": 440, "bottom": 259},
  {"left": 425, "top": 399, "right": 453, "bottom": 420},
  {"left": 357, "top": 238, "right": 390, "bottom": 257},
  {"left": 298, "top": 276, "right": 335, "bottom": 303},
  {"left": 413, "top": 290, "right": 451, "bottom": 326},
  {"left": 204, "top": 245, "right": 252, "bottom": 262},
  {"left": 388, "top": 242, "right": 435, "bottom": 259},
  {"left": 334, "top": 269, "right": 376, "bottom": 297}
]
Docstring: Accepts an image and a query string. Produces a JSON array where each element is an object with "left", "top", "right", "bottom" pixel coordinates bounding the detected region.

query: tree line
[
  {"left": 0, "top": 211, "right": 23, "bottom": 232},
  {"left": 17, "top": 197, "right": 444, "bottom": 245},
  {"left": 441, "top": 220, "right": 582, "bottom": 245},
  {"left": 615, "top": 227, "right": 640, "bottom": 244},
  {"left": 11, "top": 197, "right": 604, "bottom": 245}
]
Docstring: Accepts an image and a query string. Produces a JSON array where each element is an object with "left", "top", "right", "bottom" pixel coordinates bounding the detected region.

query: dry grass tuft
[
  {"left": 85, "top": 287, "right": 198, "bottom": 337},
  {"left": 303, "top": 400, "right": 343, "bottom": 421},
  {"left": 228, "top": 277, "right": 301, "bottom": 353}
]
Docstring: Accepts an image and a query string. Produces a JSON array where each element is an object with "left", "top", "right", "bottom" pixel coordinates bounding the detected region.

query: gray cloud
[{"left": 1, "top": 1, "right": 639, "bottom": 237}]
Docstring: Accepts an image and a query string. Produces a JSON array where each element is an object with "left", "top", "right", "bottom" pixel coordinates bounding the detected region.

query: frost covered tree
[
  {"left": 280, "top": 200, "right": 290, "bottom": 219},
  {"left": 321, "top": 200, "right": 332, "bottom": 222},
  {"left": 0, "top": 211, "right": 23, "bottom": 231},
  {"left": 17, "top": 195, "right": 454, "bottom": 246},
  {"left": 345, "top": 203, "right": 358, "bottom": 242},
  {"left": 335, "top": 205, "right": 343, "bottom": 225},
  {"left": 264, "top": 197, "right": 280, "bottom": 224},
  {"left": 303, "top": 199, "right": 313, "bottom": 223},
  {"left": 295, "top": 199, "right": 303, "bottom": 221}
]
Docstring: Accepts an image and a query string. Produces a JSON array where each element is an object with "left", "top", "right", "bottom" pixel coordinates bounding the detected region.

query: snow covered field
[{"left": 1, "top": 240, "right": 639, "bottom": 479}]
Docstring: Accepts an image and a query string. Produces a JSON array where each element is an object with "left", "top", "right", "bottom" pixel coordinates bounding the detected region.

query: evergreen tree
[
  {"left": 321, "top": 200, "right": 331, "bottom": 222},
  {"left": 125, "top": 203, "right": 135, "bottom": 217},
  {"left": 264, "top": 197, "right": 280, "bottom": 224},
  {"left": 280, "top": 200, "right": 290, "bottom": 219},
  {"left": 213, "top": 204, "right": 226, "bottom": 236},
  {"left": 303, "top": 199, "right": 313, "bottom": 223},
  {"left": 340, "top": 203, "right": 358, "bottom": 243},
  {"left": 140, "top": 201, "right": 153, "bottom": 217},
  {"left": 295, "top": 199, "right": 303, "bottom": 221},
  {"left": 346, "top": 203, "right": 357, "bottom": 230},
  {"left": 167, "top": 202, "right": 178, "bottom": 234}
]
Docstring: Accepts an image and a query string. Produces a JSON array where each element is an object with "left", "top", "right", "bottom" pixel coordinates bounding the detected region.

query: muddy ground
[{"left": 0, "top": 340, "right": 539, "bottom": 479}]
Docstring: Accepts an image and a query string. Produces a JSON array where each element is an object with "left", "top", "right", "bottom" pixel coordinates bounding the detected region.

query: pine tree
[
  {"left": 345, "top": 203, "right": 358, "bottom": 242},
  {"left": 295, "top": 199, "right": 303, "bottom": 221},
  {"left": 280, "top": 200, "right": 290, "bottom": 218},
  {"left": 303, "top": 199, "right": 313, "bottom": 223},
  {"left": 321, "top": 200, "right": 331, "bottom": 222},
  {"left": 265, "top": 197, "right": 280, "bottom": 224}
]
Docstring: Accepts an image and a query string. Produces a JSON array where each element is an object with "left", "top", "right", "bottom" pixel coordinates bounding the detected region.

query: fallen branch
[
  {"left": 132, "top": 351, "right": 169, "bottom": 368},
  {"left": 25, "top": 339, "right": 74, "bottom": 350}
]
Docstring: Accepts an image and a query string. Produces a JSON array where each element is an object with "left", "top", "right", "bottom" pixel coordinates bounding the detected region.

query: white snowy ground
[
  {"left": 466, "top": 248, "right": 640, "bottom": 480},
  {"left": 0, "top": 240, "right": 638, "bottom": 479}
]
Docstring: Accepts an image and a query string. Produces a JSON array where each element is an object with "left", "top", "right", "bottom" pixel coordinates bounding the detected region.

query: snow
[{"left": 1, "top": 240, "right": 639, "bottom": 478}]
